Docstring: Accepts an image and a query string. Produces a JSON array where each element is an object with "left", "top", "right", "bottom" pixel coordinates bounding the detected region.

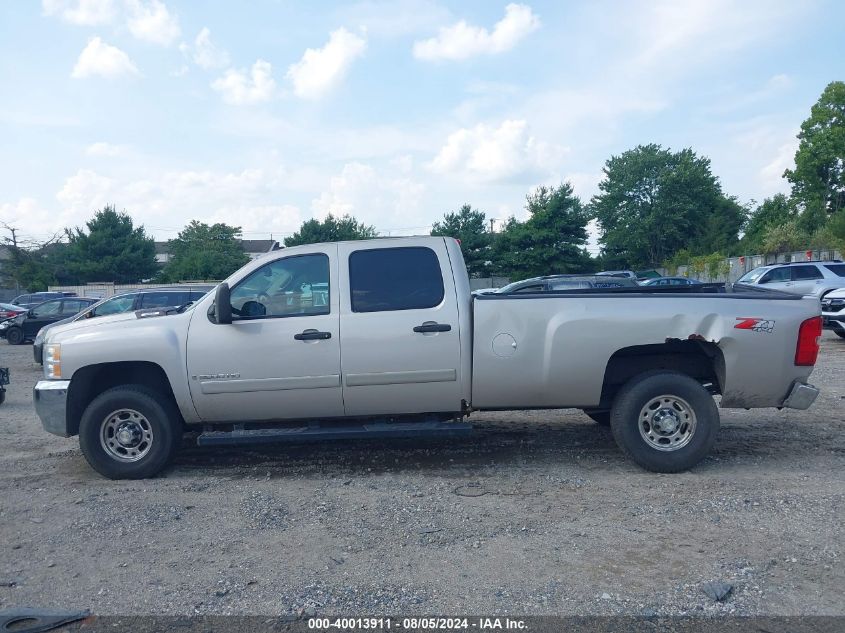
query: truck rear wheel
[
  {"left": 79, "top": 385, "right": 181, "bottom": 479},
  {"left": 609, "top": 371, "right": 719, "bottom": 473}
]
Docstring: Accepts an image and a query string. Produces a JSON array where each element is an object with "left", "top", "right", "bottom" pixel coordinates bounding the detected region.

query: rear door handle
[
  {"left": 294, "top": 329, "right": 332, "bottom": 341},
  {"left": 413, "top": 322, "right": 451, "bottom": 333}
]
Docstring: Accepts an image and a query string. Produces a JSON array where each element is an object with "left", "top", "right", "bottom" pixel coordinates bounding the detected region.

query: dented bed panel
[{"left": 471, "top": 294, "right": 819, "bottom": 410}]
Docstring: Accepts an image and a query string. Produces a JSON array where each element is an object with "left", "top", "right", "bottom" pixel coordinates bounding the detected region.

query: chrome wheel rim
[
  {"left": 638, "top": 394, "right": 696, "bottom": 451},
  {"left": 100, "top": 409, "right": 154, "bottom": 462}
]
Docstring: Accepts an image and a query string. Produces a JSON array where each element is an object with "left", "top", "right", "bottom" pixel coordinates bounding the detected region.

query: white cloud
[
  {"left": 335, "top": 0, "right": 452, "bottom": 37},
  {"left": 86, "top": 142, "right": 129, "bottom": 156},
  {"left": 312, "top": 162, "right": 426, "bottom": 231},
  {"left": 286, "top": 28, "right": 367, "bottom": 100},
  {"left": 42, "top": 0, "right": 116, "bottom": 25},
  {"left": 413, "top": 3, "right": 540, "bottom": 61},
  {"left": 71, "top": 37, "right": 138, "bottom": 79},
  {"left": 429, "top": 119, "right": 564, "bottom": 182},
  {"left": 212, "top": 60, "right": 276, "bottom": 105},
  {"left": 52, "top": 167, "right": 307, "bottom": 239},
  {"left": 56, "top": 169, "right": 116, "bottom": 214},
  {"left": 179, "top": 27, "right": 230, "bottom": 70},
  {"left": 759, "top": 138, "right": 797, "bottom": 195},
  {"left": 126, "top": 0, "right": 180, "bottom": 46}
]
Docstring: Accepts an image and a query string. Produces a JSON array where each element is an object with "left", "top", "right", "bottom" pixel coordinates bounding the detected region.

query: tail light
[{"left": 795, "top": 316, "right": 822, "bottom": 366}]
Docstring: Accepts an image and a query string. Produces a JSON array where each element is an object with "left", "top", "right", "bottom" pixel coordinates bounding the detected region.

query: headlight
[
  {"left": 44, "top": 344, "right": 62, "bottom": 379},
  {"left": 0, "top": 321, "right": 8, "bottom": 330}
]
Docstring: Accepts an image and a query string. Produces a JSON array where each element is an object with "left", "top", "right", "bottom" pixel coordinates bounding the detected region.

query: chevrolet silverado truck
[{"left": 33, "top": 237, "right": 822, "bottom": 479}]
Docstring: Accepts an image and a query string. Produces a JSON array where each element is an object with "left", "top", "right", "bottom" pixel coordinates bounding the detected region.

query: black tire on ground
[
  {"left": 0, "top": 390, "right": 5, "bottom": 405},
  {"left": 5, "top": 327, "right": 24, "bottom": 345},
  {"left": 582, "top": 409, "right": 610, "bottom": 425},
  {"left": 834, "top": 328, "right": 845, "bottom": 339},
  {"left": 609, "top": 371, "right": 720, "bottom": 473},
  {"left": 79, "top": 384, "right": 182, "bottom": 480}
]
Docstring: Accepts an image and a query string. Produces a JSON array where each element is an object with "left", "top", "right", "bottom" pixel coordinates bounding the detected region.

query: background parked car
[
  {"left": 498, "top": 274, "right": 640, "bottom": 293},
  {"left": 595, "top": 270, "right": 638, "bottom": 280},
  {"left": 0, "top": 297, "right": 98, "bottom": 345},
  {"left": 10, "top": 291, "right": 75, "bottom": 309},
  {"left": 821, "top": 287, "right": 845, "bottom": 339},
  {"left": 0, "top": 303, "right": 26, "bottom": 321},
  {"left": 735, "top": 261, "right": 845, "bottom": 297},
  {"left": 640, "top": 276, "right": 704, "bottom": 286},
  {"left": 32, "top": 285, "right": 214, "bottom": 363}
]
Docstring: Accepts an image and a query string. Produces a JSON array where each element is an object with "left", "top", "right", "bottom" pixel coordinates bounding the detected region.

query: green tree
[
  {"left": 430, "top": 204, "right": 491, "bottom": 277},
  {"left": 161, "top": 221, "right": 249, "bottom": 282},
  {"left": 284, "top": 214, "right": 377, "bottom": 247},
  {"left": 591, "top": 144, "right": 743, "bottom": 268},
  {"left": 761, "top": 220, "right": 809, "bottom": 255},
  {"left": 784, "top": 81, "right": 845, "bottom": 217},
  {"left": 492, "top": 183, "right": 592, "bottom": 280},
  {"left": 740, "top": 194, "right": 798, "bottom": 252},
  {"left": 64, "top": 206, "right": 157, "bottom": 283}
]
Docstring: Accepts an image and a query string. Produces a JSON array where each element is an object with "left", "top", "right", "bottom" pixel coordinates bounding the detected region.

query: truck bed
[{"left": 471, "top": 285, "right": 817, "bottom": 410}]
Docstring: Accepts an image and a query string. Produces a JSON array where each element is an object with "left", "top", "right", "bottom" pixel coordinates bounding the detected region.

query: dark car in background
[
  {"left": 11, "top": 292, "right": 70, "bottom": 309},
  {"left": 31, "top": 285, "right": 214, "bottom": 363},
  {"left": 497, "top": 274, "right": 640, "bottom": 293},
  {"left": 0, "top": 303, "right": 26, "bottom": 321},
  {"left": 0, "top": 297, "right": 98, "bottom": 345},
  {"left": 639, "top": 276, "right": 704, "bottom": 286}
]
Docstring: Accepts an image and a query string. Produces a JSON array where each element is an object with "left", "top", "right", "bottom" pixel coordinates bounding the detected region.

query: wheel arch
[
  {"left": 598, "top": 340, "right": 725, "bottom": 409},
  {"left": 66, "top": 361, "right": 180, "bottom": 437}
]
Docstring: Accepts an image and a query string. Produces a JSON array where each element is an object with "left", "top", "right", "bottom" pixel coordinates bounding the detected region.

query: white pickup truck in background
[{"left": 34, "top": 237, "right": 822, "bottom": 479}]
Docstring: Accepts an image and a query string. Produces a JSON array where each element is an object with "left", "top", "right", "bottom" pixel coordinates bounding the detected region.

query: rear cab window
[{"left": 349, "top": 247, "right": 444, "bottom": 312}]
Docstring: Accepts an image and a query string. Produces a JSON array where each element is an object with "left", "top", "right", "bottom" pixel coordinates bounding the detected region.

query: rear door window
[
  {"left": 349, "top": 247, "right": 444, "bottom": 312},
  {"left": 791, "top": 265, "right": 823, "bottom": 280}
]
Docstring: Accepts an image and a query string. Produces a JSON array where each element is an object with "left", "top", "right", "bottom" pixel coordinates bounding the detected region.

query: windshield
[{"left": 737, "top": 267, "right": 769, "bottom": 283}]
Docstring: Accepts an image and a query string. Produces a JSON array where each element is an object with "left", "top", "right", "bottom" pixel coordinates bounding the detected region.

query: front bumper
[
  {"left": 781, "top": 381, "right": 820, "bottom": 410},
  {"left": 33, "top": 380, "right": 71, "bottom": 437}
]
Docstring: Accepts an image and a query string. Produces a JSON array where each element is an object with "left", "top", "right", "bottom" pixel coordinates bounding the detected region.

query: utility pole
[{"left": 489, "top": 218, "right": 496, "bottom": 234}]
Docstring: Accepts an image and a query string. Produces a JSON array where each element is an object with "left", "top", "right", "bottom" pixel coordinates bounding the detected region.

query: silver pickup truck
[{"left": 33, "top": 236, "right": 822, "bottom": 479}]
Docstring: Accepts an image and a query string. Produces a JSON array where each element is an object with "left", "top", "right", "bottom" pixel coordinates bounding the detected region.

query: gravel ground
[{"left": 0, "top": 334, "right": 843, "bottom": 617}]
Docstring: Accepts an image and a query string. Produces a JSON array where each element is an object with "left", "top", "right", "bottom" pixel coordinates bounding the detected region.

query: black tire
[
  {"left": 610, "top": 371, "right": 719, "bottom": 473},
  {"left": 79, "top": 385, "right": 182, "bottom": 479},
  {"left": 5, "top": 327, "right": 24, "bottom": 345},
  {"left": 834, "top": 328, "right": 845, "bottom": 340},
  {"left": 0, "top": 390, "right": 5, "bottom": 405},
  {"left": 582, "top": 409, "right": 610, "bottom": 425}
]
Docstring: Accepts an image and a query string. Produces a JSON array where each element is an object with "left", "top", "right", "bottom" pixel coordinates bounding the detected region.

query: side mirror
[{"left": 214, "top": 283, "right": 232, "bottom": 324}]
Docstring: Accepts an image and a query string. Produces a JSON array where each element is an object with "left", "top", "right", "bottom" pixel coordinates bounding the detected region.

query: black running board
[{"left": 196, "top": 420, "right": 472, "bottom": 447}]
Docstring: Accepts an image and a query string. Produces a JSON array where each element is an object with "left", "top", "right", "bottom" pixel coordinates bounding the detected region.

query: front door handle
[
  {"left": 294, "top": 329, "right": 332, "bottom": 341},
  {"left": 413, "top": 322, "right": 451, "bottom": 333}
]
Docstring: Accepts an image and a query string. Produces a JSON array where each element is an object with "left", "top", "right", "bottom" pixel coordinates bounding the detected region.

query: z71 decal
[{"left": 734, "top": 318, "right": 775, "bottom": 333}]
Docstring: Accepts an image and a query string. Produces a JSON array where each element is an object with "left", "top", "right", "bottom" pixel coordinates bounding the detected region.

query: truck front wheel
[
  {"left": 79, "top": 385, "right": 182, "bottom": 479},
  {"left": 610, "top": 371, "right": 719, "bottom": 473}
]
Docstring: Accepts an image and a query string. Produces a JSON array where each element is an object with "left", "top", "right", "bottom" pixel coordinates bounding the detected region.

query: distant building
[{"left": 154, "top": 239, "right": 279, "bottom": 264}]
